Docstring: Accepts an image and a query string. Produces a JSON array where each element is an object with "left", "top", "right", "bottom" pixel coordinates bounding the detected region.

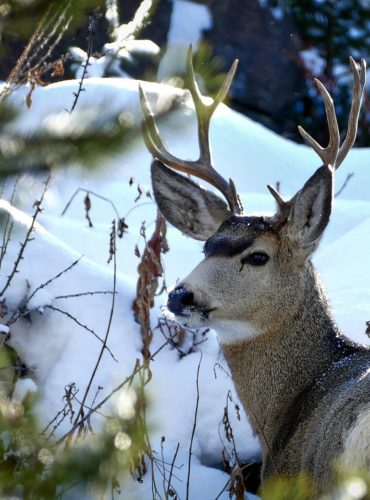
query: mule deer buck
[{"left": 139, "top": 49, "right": 369, "bottom": 494}]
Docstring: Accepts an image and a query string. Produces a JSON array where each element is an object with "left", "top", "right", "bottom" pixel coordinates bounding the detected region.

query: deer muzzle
[
  {"left": 167, "top": 285, "right": 214, "bottom": 321},
  {"left": 167, "top": 287, "right": 195, "bottom": 316}
]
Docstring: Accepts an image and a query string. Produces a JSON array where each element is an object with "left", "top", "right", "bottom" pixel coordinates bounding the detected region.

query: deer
[{"left": 139, "top": 48, "right": 369, "bottom": 495}]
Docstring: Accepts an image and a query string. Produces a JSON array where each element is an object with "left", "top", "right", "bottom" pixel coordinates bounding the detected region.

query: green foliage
[
  {"left": 260, "top": 472, "right": 314, "bottom": 499},
  {"left": 192, "top": 42, "right": 228, "bottom": 97},
  {"left": 0, "top": 352, "right": 149, "bottom": 499},
  {"left": 263, "top": 0, "right": 370, "bottom": 145},
  {"left": 282, "top": 0, "right": 370, "bottom": 77},
  {"left": 0, "top": 100, "right": 139, "bottom": 175},
  {"left": 164, "top": 42, "right": 229, "bottom": 103},
  {"left": 259, "top": 468, "right": 370, "bottom": 500}
]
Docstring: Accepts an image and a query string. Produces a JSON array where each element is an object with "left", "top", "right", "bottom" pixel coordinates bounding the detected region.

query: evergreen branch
[{"left": 104, "top": 0, "right": 154, "bottom": 75}]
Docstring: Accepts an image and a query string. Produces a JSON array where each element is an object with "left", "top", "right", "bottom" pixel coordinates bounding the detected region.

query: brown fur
[{"left": 151, "top": 160, "right": 370, "bottom": 495}]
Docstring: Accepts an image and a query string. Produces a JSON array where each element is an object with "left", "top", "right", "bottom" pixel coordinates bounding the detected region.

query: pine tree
[
  {"left": 286, "top": 0, "right": 370, "bottom": 80},
  {"left": 264, "top": 0, "right": 370, "bottom": 145}
]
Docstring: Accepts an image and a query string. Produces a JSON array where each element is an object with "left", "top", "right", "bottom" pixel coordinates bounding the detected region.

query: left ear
[{"left": 286, "top": 165, "right": 333, "bottom": 259}]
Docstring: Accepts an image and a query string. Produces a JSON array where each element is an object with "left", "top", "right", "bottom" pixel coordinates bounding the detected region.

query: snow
[
  {"left": 300, "top": 48, "right": 326, "bottom": 76},
  {"left": 157, "top": 0, "right": 212, "bottom": 81},
  {"left": 258, "top": 0, "right": 285, "bottom": 21},
  {"left": 69, "top": 0, "right": 159, "bottom": 79},
  {"left": 0, "top": 324, "right": 9, "bottom": 335},
  {"left": 1, "top": 73, "right": 370, "bottom": 499},
  {"left": 11, "top": 378, "right": 37, "bottom": 404}
]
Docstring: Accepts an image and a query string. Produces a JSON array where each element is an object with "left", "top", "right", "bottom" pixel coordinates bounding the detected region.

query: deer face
[
  {"left": 167, "top": 215, "right": 282, "bottom": 330},
  {"left": 151, "top": 160, "right": 334, "bottom": 343}
]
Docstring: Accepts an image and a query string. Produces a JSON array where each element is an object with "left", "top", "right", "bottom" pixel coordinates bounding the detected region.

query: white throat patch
[{"left": 212, "top": 320, "right": 261, "bottom": 345}]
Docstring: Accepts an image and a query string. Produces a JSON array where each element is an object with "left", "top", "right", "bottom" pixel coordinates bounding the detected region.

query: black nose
[{"left": 167, "top": 287, "right": 194, "bottom": 315}]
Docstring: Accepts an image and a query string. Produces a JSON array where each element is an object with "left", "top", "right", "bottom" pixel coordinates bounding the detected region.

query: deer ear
[
  {"left": 151, "top": 160, "right": 232, "bottom": 241},
  {"left": 286, "top": 165, "right": 333, "bottom": 258}
]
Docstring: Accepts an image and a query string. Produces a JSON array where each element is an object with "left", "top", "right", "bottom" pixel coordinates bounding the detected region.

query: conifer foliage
[{"left": 263, "top": 0, "right": 370, "bottom": 144}]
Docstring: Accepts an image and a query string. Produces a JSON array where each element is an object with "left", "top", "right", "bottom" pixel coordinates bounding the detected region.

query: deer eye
[{"left": 240, "top": 252, "right": 269, "bottom": 270}]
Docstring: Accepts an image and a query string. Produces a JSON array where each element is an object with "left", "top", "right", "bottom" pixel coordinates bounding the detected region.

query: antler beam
[
  {"left": 139, "top": 45, "right": 242, "bottom": 214},
  {"left": 269, "top": 57, "right": 366, "bottom": 227},
  {"left": 298, "top": 57, "right": 366, "bottom": 170}
]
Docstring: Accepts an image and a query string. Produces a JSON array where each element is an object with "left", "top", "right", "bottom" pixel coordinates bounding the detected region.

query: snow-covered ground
[{"left": 1, "top": 76, "right": 370, "bottom": 499}]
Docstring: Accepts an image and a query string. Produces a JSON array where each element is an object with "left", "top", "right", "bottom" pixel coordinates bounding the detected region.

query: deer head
[{"left": 139, "top": 48, "right": 366, "bottom": 344}]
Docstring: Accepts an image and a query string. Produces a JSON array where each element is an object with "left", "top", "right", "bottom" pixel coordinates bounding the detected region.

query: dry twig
[
  {"left": 186, "top": 353, "right": 202, "bottom": 500},
  {"left": 71, "top": 220, "right": 118, "bottom": 440},
  {"left": 0, "top": 176, "right": 19, "bottom": 272},
  {"left": 45, "top": 305, "right": 117, "bottom": 361},
  {"left": 7, "top": 257, "right": 82, "bottom": 326},
  {"left": 68, "top": 14, "right": 100, "bottom": 113},
  {"left": 133, "top": 212, "right": 169, "bottom": 360},
  {"left": 335, "top": 172, "right": 354, "bottom": 197},
  {"left": 0, "top": 176, "right": 50, "bottom": 297},
  {"left": 1, "top": 2, "right": 72, "bottom": 98}
]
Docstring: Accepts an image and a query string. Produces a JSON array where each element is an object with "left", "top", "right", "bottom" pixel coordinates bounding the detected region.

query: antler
[
  {"left": 268, "top": 57, "right": 366, "bottom": 226},
  {"left": 139, "top": 45, "right": 243, "bottom": 214},
  {"left": 298, "top": 57, "right": 366, "bottom": 170}
]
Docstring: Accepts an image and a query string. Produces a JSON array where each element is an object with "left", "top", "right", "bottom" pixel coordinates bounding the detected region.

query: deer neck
[{"left": 217, "top": 265, "right": 355, "bottom": 456}]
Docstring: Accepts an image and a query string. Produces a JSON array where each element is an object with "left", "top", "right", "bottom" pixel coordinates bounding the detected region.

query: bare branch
[
  {"left": 55, "top": 290, "right": 115, "bottom": 300},
  {"left": 70, "top": 220, "right": 118, "bottom": 439},
  {"left": 45, "top": 305, "right": 117, "bottom": 361},
  {"left": 166, "top": 442, "right": 180, "bottom": 500},
  {"left": 68, "top": 14, "right": 100, "bottom": 113},
  {"left": 186, "top": 353, "right": 202, "bottom": 500},
  {"left": 7, "top": 257, "right": 82, "bottom": 326},
  {"left": 61, "top": 187, "right": 121, "bottom": 221},
  {"left": 335, "top": 172, "right": 354, "bottom": 198},
  {"left": 56, "top": 334, "right": 175, "bottom": 445},
  {"left": 0, "top": 177, "right": 50, "bottom": 297}
]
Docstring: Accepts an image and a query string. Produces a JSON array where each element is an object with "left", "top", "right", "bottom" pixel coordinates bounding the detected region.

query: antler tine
[
  {"left": 269, "top": 57, "right": 366, "bottom": 229},
  {"left": 186, "top": 45, "right": 239, "bottom": 164},
  {"left": 336, "top": 57, "right": 366, "bottom": 169},
  {"left": 267, "top": 184, "right": 293, "bottom": 228},
  {"left": 139, "top": 82, "right": 237, "bottom": 208},
  {"left": 298, "top": 79, "right": 340, "bottom": 168},
  {"left": 298, "top": 57, "right": 366, "bottom": 170},
  {"left": 139, "top": 47, "right": 242, "bottom": 214},
  {"left": 139, "top": 83, "right": 189, "bottom": 169},
  {"left": 267, "top": 184, "right": 286, "bottom": 209}
]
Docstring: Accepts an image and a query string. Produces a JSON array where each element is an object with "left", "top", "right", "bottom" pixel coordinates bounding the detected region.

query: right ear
[{"left": 151, "top": 160, "right": 232, "bottom": 240}]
